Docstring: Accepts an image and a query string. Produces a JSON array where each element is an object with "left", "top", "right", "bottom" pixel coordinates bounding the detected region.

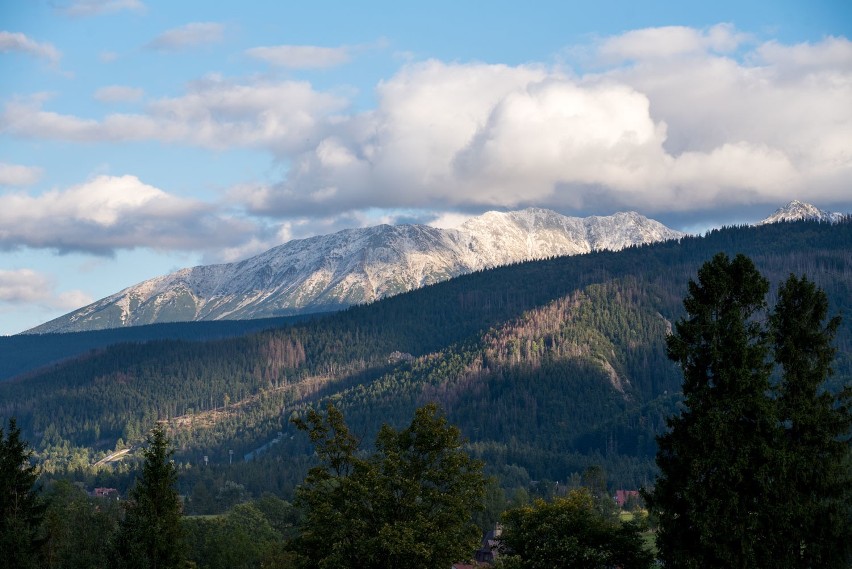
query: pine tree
[
  {"left": 113, "top": 424, "right": 186, "bottom": 569},
  {"left": 647, "top": 253, "right": 778, "bottom": 568},
  {"left": 0, "top": 418, "right": 44, "bottom": 569},
  {"left": 769, "top": 274, "right": 852, "bottom": 567}
]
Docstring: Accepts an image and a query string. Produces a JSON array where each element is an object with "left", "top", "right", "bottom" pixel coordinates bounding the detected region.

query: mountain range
[
  {"left": 25, "top": 200, "right": 845, "bottom": 334},
  {"left": 27, "top": 208, "right": 683, "bottom": 333},
  {"left": 3, "top": 216, "right": 850, "bottom": 496}
]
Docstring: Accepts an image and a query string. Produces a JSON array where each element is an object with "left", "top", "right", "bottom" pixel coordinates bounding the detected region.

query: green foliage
[
  {"left": 648, "top": 255, "right": 852, "bottom": 568},
  {"left": 768, "top": 275, "right": 852, "bottom": 566},
  {"left": 183, "top": 501, "right": 296, "bottom": 569},
  {"left": 112, "top": 425, "right": 186, "bottom": 569},
  {"left": 40, "top": 480, "right": 121, "bottom": 569},
  {"left": 0, "top": 417, "right": 44, "bottom": 569},
  {"left": 291, "top": 403, "right": 486, "bottom": 569},
  {"left": 499, "top": 488, "right": 654, "bottom": 569},
  {"left": 1, "top": 219, "right": 851, "bottom": 504},
  {"left": 650, "top": 254, "right": 778, "bottom": 567}
]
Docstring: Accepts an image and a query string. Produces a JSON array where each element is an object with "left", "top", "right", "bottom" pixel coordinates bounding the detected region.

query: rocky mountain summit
[
  {"left": 28, "top": 208, "right": 683, "bottom": 333},
  {"left": 757, "top": 200, "right": 845, "bottom": 225}
]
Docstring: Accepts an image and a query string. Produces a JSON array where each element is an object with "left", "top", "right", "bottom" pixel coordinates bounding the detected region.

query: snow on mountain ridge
[
  {"left": 757, "top": 200, "right": 845, "bottom": 225},
  {"left": 27, "top": 208, "right": 684, "bottom": 333}
]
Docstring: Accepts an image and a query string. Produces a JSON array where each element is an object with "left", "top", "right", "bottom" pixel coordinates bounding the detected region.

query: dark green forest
[
  {"left": 0, "top": 312, "right": 322, "bottom": 381},
  {"left": 1, "top": 219, "right": 850, "bottom": 506}
]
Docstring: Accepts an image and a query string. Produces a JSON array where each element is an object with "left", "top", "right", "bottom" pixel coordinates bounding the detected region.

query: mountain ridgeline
[
  {"left": 2, "top": 219, "right": 850, "bottom": 495},
  {"left": 26, "top": 208, "right": 682, "bottom": 333}
]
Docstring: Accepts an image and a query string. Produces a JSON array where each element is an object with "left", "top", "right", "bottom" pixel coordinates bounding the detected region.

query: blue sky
[{"left": 1, "top": 0, "right": 850, "bottom": 334}]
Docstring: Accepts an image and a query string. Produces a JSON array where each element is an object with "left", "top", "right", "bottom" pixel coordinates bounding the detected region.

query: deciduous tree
[
  {"left": 499, "top": 488, "right": 653, "bottom": 569},
  {"left": 291, "top": 402, "right": 486, "bottom": 569}
]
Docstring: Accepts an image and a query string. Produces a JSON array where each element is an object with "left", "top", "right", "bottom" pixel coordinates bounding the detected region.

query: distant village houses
[
  {"left": 615, "top": 489, "right": 640, "bottom": 509},
  {"left": 92, "top": 487, "right": 120, "bottom": 500}
]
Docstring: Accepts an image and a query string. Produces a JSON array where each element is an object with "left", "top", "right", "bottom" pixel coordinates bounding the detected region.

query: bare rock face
[{"left": 27, "top": 208, "right": 684, "bottom": 333}]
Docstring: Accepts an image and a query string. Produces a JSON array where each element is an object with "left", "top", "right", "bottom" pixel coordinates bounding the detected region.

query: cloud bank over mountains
[
  {"left": 0, "top": 175, "right": 262, "bottom": 256},
  {"left": 1, "top": 24, "right": 850, "bottom": 261}
]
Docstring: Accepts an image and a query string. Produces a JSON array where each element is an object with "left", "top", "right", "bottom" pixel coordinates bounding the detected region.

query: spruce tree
[
  {"left": 113, "top": 424, "right": 186, "bottom": 569},
  {"left": 769, "top": 274, "right": 852, "bottom": 567},
  {"left": 650, "top": 255, "right": 852, "bottom": 568},
  {"left": 0, "top": 418, "right": 44, "bottom": 569},
  {"left": 648, "top": 253, "right": 777, "bottom": 568}
]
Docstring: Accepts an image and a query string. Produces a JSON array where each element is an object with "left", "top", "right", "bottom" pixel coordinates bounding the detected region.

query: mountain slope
[
  {"left": 27, "top": 208, "right": 682, "bottom": 333},
  {"left": 4, "top": 219, "right": 850, "bottom": 492},
  {"left": 758, "top": 200, "right": 845, "bottom": 225}
]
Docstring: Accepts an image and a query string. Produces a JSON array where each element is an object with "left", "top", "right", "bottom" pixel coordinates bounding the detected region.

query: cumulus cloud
[
  {"left": 246, "top": 44, "right": 352, "bottom": 69},
  {"left": 0, "top": 162, "right": 42, "bottom": 186},
  {"left": 1, "top": 77, "right": 347, "bottom": 152},
  {"left": 94, "top": 85, "right": 144, "bottom": 103},
  {"left": 59, "top": 0, "right": 145, "bottom": 17},
  {"left": 597, "top": 23, "right": 749, "bottom": 62},
  {"left": 0, "top": 269, "right": 92, "bottom": 310},
  {"left": 0, "top": 175, "right": 262, "bottom": 255},
  {"left": 3, "top": 27, "right": 851, "bottom": 219},
  {"left": 0, "top": 31, "right": 61, "bottom": 64},
  {"left": 239, "top": 31, "right": 852, "bottom": 217},
  {"left": 146, "top": 22, "right": 224, "bottom": 51}
]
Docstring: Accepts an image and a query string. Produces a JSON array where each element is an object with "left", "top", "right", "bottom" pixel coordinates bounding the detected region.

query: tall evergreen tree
[
  {"left": 647, "top": 253, "right": 778, "bottom": 568},
  {"left": 112, "top": 424, "right": 186, "bottom": 569},
  {"left": 0, "top": 418, "right": 44, "bottom": 569},
  {"left": 769, "top": 274, "right": 852, "bottom": 567}
]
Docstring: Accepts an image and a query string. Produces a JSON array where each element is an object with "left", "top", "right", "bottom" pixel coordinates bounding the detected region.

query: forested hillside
[
  {"left": 1, "top": 220, "right": 849, "bottom": 499},
  {"left": 0, "top": 313, "right": 321, "bottom": 382}
]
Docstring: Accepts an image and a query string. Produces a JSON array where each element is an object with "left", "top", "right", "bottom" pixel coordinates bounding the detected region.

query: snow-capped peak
[
  {"left": 757, "top": 200, "right": 845, "bottom": 225},
  {"left": 26, "top": 208, "right": 684, "bottom": 333}
]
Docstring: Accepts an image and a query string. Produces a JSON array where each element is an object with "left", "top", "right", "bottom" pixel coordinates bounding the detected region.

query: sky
[{"left": 1, "top": 0, "right": 851, "bottom": 335}]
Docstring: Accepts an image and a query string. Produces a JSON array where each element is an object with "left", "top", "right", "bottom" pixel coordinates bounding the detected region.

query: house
[
  {"left": 92, "top": 487, "right": 119, "bottom": 500},
  {"left": 615, "top": 489, "right": 640, "bottom": 509},
  {"left": 474, "top": 524, "right": 502, "bottom": 564}
]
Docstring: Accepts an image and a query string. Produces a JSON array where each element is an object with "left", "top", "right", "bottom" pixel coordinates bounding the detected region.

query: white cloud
[
  {"left": 94, "top": 85, "right": 144, "bottom": 103},
  {"left": 146, "top": 22, "right": 224, "bottom": 51},
  {"left": 598, "top": 23, "right": 749, "bottom": 62},
  {"left": 753, "top": 35, "right": 852, "bottom": 76},
  {"left": 60, "top": 0, "right": 145, "bottom": 17},
  {"left": 0, "top": 175, "right": 262, "bottom": 255},
  {"left": 246, "top": 45, "right": 352, "bottom": 69},
  {"left": 427, "top": 212, "right": 473, "bottom": 229},
  {"left": 0, "top": 162, "right": 43, "bottom": 186},
  {"left": 3, "top": 27, "right": 850, "bottom": 220},
  {"left": 240, "top": 32, "right": 852, "bottom": 217},
  {"left": 0, "top": 269, "right": 92, "bottom": 310},
  {"left": 0, "top": 31, "right": 61, "bottom": 64},
  {"left": 1, "top": 77, "right": 347, "bottom": 152}
]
